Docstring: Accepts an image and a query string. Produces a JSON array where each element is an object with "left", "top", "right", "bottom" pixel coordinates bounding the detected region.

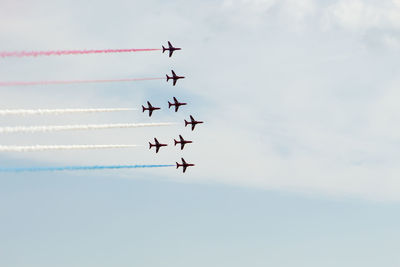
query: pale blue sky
[
  {"left": 1, "top": 0, "right": 400, "bottom": 266},
  {"left": 1, "top": 161, "right": 400, "bottom": 267}
]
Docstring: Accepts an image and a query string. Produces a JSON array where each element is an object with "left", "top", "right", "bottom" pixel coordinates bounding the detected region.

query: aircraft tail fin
[
  {"left": 149, "top": 142, "right": 153, "bottom": 149},
  {"left": 142, "top": 105, "right": 145, "bottom": 112},
  {"left": 174, "top": 139, "right": 178, "bottom": 146},
  {"left": 162, "top": 46, "right": 166, "bottom": 53},
  {"left": 168, "top": 101, "right": 172, "bottom": 108},
  {"left": 184, "top": 120, "right": 188, "bottom": 127},
  {"left": 176, "top": 163, "right": 179, "bottom": 169},
  {"left": 166, "top": 75, "right": 170, "bottom": 81}
]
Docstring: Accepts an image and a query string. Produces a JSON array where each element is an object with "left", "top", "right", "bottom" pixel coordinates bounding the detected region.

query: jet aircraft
[
  {"left": 176, "top": 158, "right": 195, "bottom": 173},
  {"left": 174, "top": 135, "right": 193, "bottom": 150},
  {"left": 142, "top": 101, "right": 160, "bottom": 117},
  {"left": 149, "top": 138, "right": 168, "bottom": 153},
  {"left": 162, "top": 41, "right": 181, "bottom": 57},
  {"left": 166, "top": 70, "right": 185, "bottom": 86},
  {"left": 185, "top": 115, "right": 204, "bottom": 131},
  {"left": 168, "top": 97, "right": 187, "bottom": 112}
]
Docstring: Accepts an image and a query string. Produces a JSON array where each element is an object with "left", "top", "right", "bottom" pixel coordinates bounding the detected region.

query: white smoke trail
[
  {"left": 0, "top": 122, "right": 177, "bottom": 134},
  {"left": 0, "top": 108, "right": 137, "bottom": 116},
  {"left": 0, "top": 144, "right": 143, "bottom": 152}
]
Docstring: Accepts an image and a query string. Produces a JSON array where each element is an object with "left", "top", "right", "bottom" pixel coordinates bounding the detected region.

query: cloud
[
  {"left": 222, "top": 0, "right": 400, "bottom": 32},
  {"left": 321, "top": 0, "right": 400, "bottom": 50},
  {"left": 220, "top": 0, "right": 316, "bottom": 29},
  {"left": 221, "top": 0, "right": 400, "bottom": 49},
  {"left": 1, "top": 0, "right": 400, "bottom": 201},
  {"left": 323, "top": 0, "right": 400, "bottom": 31}
]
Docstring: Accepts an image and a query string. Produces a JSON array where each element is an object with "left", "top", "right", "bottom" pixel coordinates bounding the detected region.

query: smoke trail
[
  {"left": 0, "top": 48, "right": 161, "bottom": 58},
  {"left": 0, "top": 77, "right": 164, "bottom": 87},
  {"left": 0, "top": 165, "right": 175, "bottom": 173},
  {"left": 0, "top": 108, "right": 137, "bottom": 116},
  {"left": 0, "top": 144, "right": 142, "bottom": 152},
  {"left": 0, "top": 122, "right": 176, "bottom": 134}
]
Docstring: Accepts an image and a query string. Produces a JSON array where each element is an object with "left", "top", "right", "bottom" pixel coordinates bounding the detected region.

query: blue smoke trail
[{"left": 0, "top": 165, "right": 174, "bottom": 173}]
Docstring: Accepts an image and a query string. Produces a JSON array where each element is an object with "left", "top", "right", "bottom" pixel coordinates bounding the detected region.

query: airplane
[
  {"left": 168, "top": 97, "right": 187, "bottom": 112},
  {"left": 174, "top": 135, "right": 193, "bottom": 150},
  {"left": 162, "top": 41, "right": 181, "bottom": 57},
  {"left": 184, "top": 115, "right": 204, "bottom": 131},
  {"left": 142, "top": 101, "right": 160, "bottom": 117},
  {"left": 166, "top": 70, "right": 185, "bottom": 86},
  {"left": 176, "top": 158, "right": 195, "bottom": 173},
  {"left": 149, "top": 138, "right": 168, "bottom": 153}
]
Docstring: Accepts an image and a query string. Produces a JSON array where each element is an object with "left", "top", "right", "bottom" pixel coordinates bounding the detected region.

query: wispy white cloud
[
  {"left": 220, "top": 0, "right": 316, "bottom": 29},
  {"left": 0, "top": 0, "right": 400, "bottom": 200},
  {"left": 323, "top": 0, "right": 400, "bottom": 31}
]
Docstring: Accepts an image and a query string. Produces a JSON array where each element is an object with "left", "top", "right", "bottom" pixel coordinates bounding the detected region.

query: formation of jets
[
  {"left": 143, "top": 95, "right": 201, "bottom": 173},
  {"left": 142, "top": 100, "right": 203, "bottom": 131},
  {"left": 144, "top": 42, "right": 201, "bottom": 173}
]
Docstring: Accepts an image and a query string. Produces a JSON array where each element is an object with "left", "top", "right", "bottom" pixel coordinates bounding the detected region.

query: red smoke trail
[
  {"left": 0, "top": 77, "right": 164, "bottom": 87},
  {"left": 0, "top": 48, "right": 161, "bottom": 58}
]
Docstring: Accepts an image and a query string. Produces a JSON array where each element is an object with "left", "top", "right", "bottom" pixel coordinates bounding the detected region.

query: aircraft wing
[
  {"left": 149, "top": 110, "right": 153, "bottom": 117},
  {"left": 173, "top": 79, "right": 177, "bottom": 86},
  {"left": 156, "top": 146, "right": 160, "bottom": 153},
  {"left": 168, "top": 41, "right": 173, "bottom": 48},
  {"left": 180, "top": 143, "right": 185, "bottom": 150},
  {"left": 169, "top": 50, "right": 173, "bottom": 57},
  {"left": 182, "top": 165, "right": 187, "bottom": 173},
  {"left": 147, "top": 101, "right": 152, "bottom": 108},
  {"left": 191, "top": 124, "right": 195, "bottom": 131},
  {"left": 174, "top": 105, "right": 179, "bottom": 112}
]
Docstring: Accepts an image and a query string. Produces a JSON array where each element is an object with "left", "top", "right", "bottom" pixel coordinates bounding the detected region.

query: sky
[{"left": 1, "top": 0, "right": 400, "bottom": 266}]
